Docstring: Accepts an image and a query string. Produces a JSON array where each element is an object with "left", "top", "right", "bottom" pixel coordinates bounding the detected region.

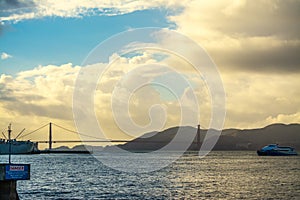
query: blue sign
[{"left": 5, "top": 164, "right": 30, "bottom": 180}]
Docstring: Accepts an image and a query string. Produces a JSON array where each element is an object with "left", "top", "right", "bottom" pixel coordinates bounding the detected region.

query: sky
[{"left": 0, "top": 0, "right": 299, "bottom": 146}]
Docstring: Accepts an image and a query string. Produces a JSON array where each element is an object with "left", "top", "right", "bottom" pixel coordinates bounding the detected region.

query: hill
[{"left": 107, "top": 123, "right": 300, "bottom": 151}]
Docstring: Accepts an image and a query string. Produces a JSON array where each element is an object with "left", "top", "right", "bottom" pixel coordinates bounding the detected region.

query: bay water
[{"left": 1, "top": 151, "right": 299, "bottom": 199}]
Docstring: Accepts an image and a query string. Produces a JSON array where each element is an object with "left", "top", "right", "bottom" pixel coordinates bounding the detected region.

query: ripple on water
[{"left": 1, "top": 152, "right": 298, "bottom": 199}]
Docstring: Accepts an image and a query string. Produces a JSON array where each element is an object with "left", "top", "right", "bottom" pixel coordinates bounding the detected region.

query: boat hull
[
  {"left": 257, "top": 150, "right": 298, "bottom": 156},
  {"left": 0, "top": 141, "right": 39, "bottom": 155}
]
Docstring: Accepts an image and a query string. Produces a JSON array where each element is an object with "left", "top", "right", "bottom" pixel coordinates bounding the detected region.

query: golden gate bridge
[
  {"left": 18, "top": 122, "right": 133, "bottom": 150},
  {"left": 16, "top": 122, "right": 202, "bottom": 150}
]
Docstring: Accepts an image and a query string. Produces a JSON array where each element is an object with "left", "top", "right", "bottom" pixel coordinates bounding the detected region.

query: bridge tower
[
  {"left": 49, "top": 122, "right": 52, "bottom": 150},
  {"left": 197, "top": 124, "right": 201, "bottom": 149}
]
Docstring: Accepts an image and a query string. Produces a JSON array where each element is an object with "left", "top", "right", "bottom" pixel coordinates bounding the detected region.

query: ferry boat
[
  {"left": 257, "top": 144, "right": 298, "bottom": 156},
  {"left": 0, "top": 124, "right": 39, "bottom": 154}
]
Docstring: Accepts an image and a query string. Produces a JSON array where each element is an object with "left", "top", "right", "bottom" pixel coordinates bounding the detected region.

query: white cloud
[
  {"left": 1, "top": 0, "right": 300, "bottom": 135},
  {"left": 0, "top": 63, "right": 80, "bottom": 121},
  {"left": 0, "top": 52, "right": 206, "bottom": 142},
  {"left": 0, "top": 63, "right": 82, "bottom": 148},
  {"left": 221, "top": 71, "right": 300, "bottom": 129},
  {"left": 1, "top": 52, "right": 12, "bottom": 60},
  {"left": 0, "top": 53, "right": 299, "bottom": 145},
  {"left": 91, "top": 52, "right": 203, "bottom": 137},
  {"left": 0, "top": 0, "right": 186, "bottom": 23}
]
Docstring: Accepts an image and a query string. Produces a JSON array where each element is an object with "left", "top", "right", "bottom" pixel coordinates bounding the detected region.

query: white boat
[
  {"left": 257, "top": 144, "right": 298, "bottom": 156},
  {"left": 0, "top": 124, "right": 39, "bottom": 154}
]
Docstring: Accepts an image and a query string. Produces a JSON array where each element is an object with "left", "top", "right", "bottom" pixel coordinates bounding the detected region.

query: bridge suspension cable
[
  {"left": 51, "top": 123, "right": 107, "bottom": 140},
  {"left": 20, "top": 123, "right": 49, "bottom": 139}
]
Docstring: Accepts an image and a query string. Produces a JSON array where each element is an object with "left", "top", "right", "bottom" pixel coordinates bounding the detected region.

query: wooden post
[
  {"left": 0, "top": 181, "right": 19, "bottom": 200},
  {"left": 0, "top": 164, "right": 30, "bottom": 200}
]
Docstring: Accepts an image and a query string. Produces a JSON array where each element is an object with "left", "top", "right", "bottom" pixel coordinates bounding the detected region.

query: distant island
[{"left": 54, "top": 123, "right": 300, "bottom": 152}]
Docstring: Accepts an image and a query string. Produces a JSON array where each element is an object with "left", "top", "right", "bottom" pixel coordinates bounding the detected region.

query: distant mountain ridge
[{"left": 108, "top": 123, "right": 300, "bottom": 151}]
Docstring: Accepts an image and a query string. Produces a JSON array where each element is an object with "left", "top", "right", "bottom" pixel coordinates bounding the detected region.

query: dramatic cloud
[
  {"left": 169, "top": 0, "right": 300, "bottom": 73},
  {"left": 2, "top": 0, "right": 299, "bottom": 74},
  {"left": 84, "top": 52, "right": 206, "bottom": 138},
  {"left": 0, "top": 0, "right": 299, "bottom": 138},
  {"left": 0, "top": 63, "right": 79, "bottom": 124},
  {"left": 164, "top": 0, "right": 300, "bottom": 127},
  {"left": 0, "top": 52, "right": 210, "bottom": 141},
  {"left": 1, "top": 51, "right": 299, "bottom": 142}
]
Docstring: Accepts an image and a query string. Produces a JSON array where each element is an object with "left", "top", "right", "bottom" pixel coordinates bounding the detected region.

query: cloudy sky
[{"left": 0, "top": 0, "right": 299, "bottom": 145}]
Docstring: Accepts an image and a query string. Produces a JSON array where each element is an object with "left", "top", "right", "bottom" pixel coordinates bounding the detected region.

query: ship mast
[{"left": 8, "top": 123, "right": 12, "bottom": 164}]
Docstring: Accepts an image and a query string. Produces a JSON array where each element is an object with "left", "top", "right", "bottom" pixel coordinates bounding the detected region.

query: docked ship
[
  {"left": 0, "top": 124, "right": 39, "bottom": 154},
  {"left": 257, "top": 144, "right": 298, "bottom": 156}
]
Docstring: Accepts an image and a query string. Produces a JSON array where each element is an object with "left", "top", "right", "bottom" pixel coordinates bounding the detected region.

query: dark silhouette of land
[
  {"left": 53, "top": 123, "right": 299, "bottom": 152},
  {"left": 107, "top": 123, "right": 300, "bottom": 151}
]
